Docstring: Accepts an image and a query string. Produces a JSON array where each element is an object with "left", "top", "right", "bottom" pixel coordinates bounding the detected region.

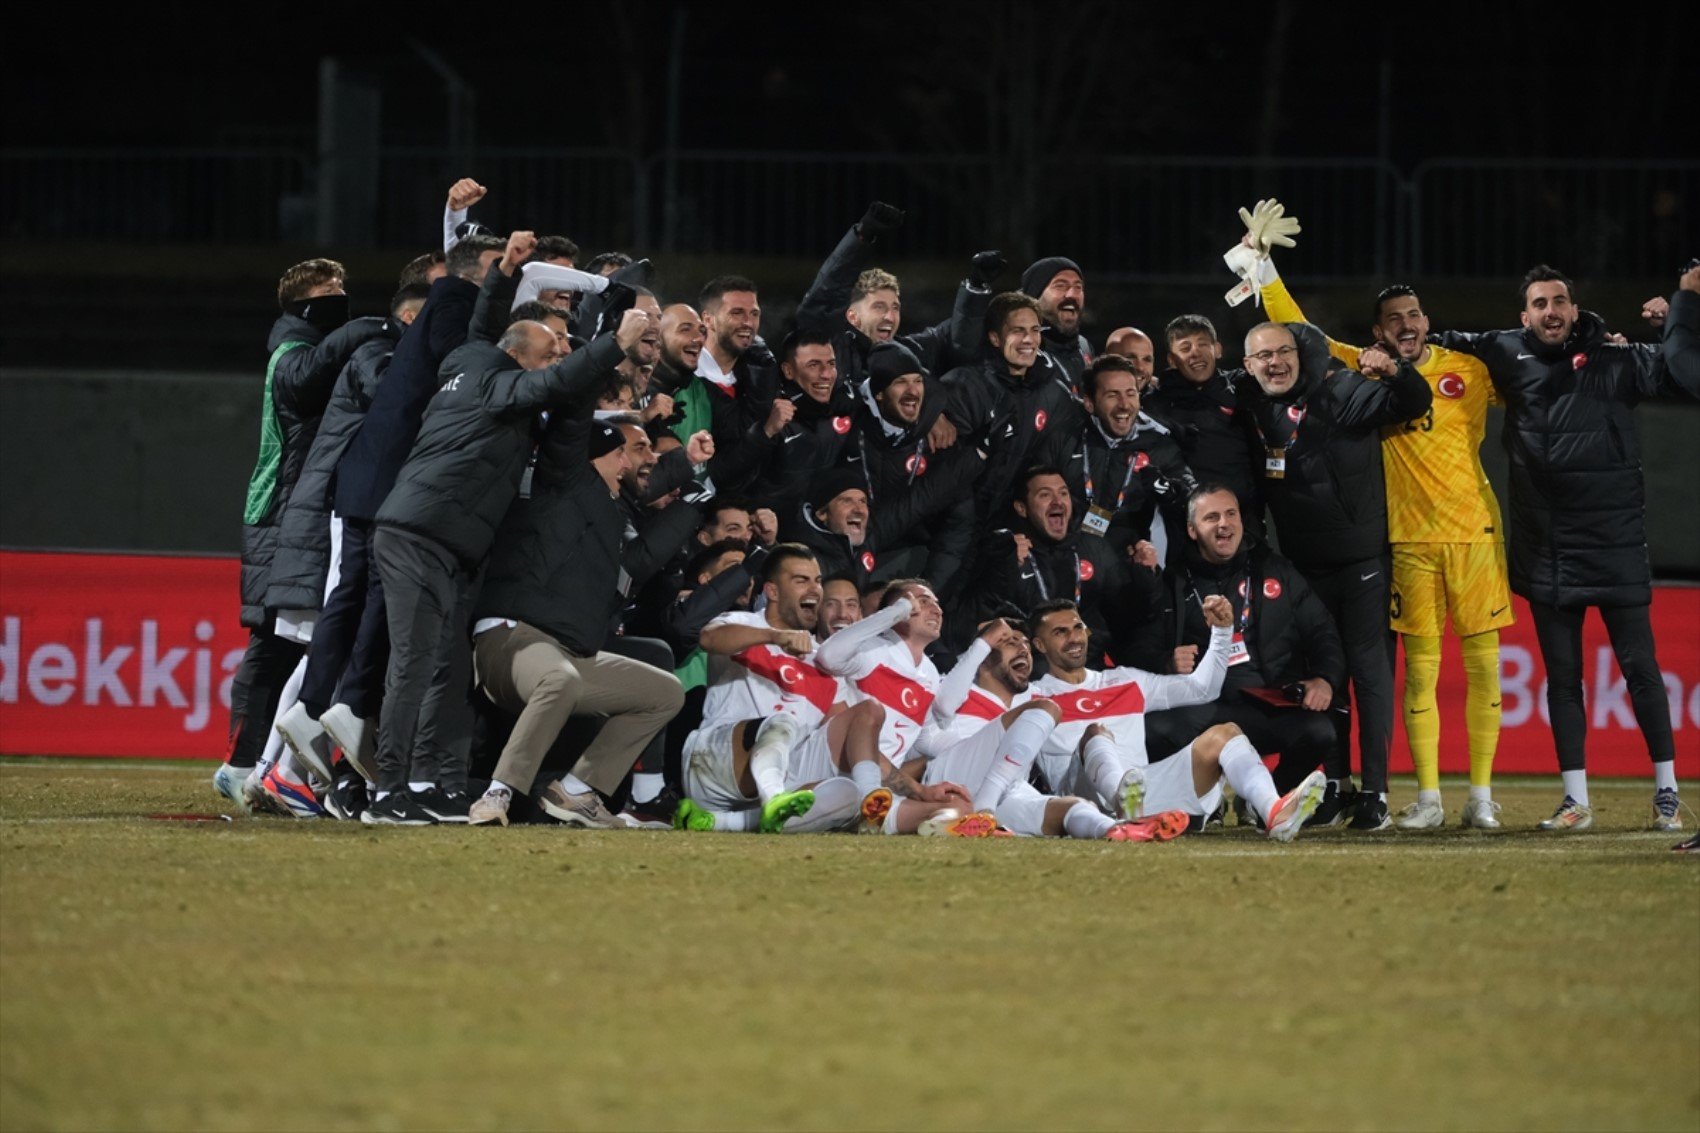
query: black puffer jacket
[
  {"left": 375, "top": 333, "right": 626, "bottom": 571},
  {"left": 238, "top": 312, "right": 388, "bottom": 627},
  {"left": 264, "top": 325, "right": 401, "bottom": 612},
  {"left": 1060, "top": 412, "right": 1197, "bottom": 558},
  {"left": 474, "top": 416, "right": 628, "bottom": 657},
  {"left": 1235, "top": 323, "right": 1431, "bottom": 573},
  {"left": 1435, "top": 299, "right": 1700, "bottom": 606},
  {"left": 743, "top": 381, "right": 864, "bottom": 518},
  {"left": 1143, "top": 366, "right": 1263, "bottom": 530},
  {"left": 1130, "top": 541, "right": 1346, "bottom": 694},
  {"left": 1041, "top": 326, "right": 1092, "bottom": 391},
  {"left": 940, "top": 351, "right": 1081, "bottom": 529}
]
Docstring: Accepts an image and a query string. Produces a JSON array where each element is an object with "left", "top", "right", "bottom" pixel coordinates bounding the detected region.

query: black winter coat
[
  {"left": 1143, "top": 365, "right": 1265, "bottom": 533},
  {"left": 333, "top": 271, "right": 495, "bottom": 522},
  {"left": 375, "top": 333, "right": 626, "bottom": 570},
  {"left": 1040, "top": 326, "right": 1092, "bottom": 390},
  {"left": 1435, "top": 299, "right": 1700, "bottom": 606},
  {"left": 238, "top": 312, "right": 388, "bottom": 627},
  {"left": 940, "top": 351, "right": 1082, "bottom": 529},
  {"left": 1130, "top": 541, "right": 1346, "bottom": 694},
  {"left": 265, "top": 325, "right": 400, "bottom": 612},
  {"left": 1236, "top": 323, "right": 1432, "bottom": 573},
  {"left": 1060, "top": 412, "right": 1197, "bottom": 558}
]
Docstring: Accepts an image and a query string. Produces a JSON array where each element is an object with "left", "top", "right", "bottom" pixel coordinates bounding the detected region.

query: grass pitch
[{"left": 2, "top": 759, "right": 1697, "bottom": 1132}]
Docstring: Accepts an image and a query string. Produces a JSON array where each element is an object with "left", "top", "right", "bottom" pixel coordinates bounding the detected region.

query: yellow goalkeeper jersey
[{"left": 1261, "top": 277, "right": 1503, "bottom": 545}]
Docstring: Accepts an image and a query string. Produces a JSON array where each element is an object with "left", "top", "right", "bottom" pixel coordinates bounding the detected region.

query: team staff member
[
  {"left": 1432, "top": 264, "right": 1700, "bottom": 832},
  {"left": 1250, "top": 221, "right": 1509, "bottom": 831},
  {"left": 1236, "top": 322, "right": 1432, "bottom": 830}
]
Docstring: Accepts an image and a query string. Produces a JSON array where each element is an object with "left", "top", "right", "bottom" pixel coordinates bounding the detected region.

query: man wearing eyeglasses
[{"left": 1237, "top": 323, "right": 1432, "bottom": 830}]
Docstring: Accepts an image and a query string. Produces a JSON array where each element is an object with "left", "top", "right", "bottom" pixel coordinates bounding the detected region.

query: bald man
[{"left": 1103, "top": 327, "right": 1157, "bottom": 390}]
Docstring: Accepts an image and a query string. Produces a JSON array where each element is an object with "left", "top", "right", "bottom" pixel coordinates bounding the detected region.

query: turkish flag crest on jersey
[
  {"left": 732, "top": 648, "right": 839, "bottom": 715},
  {"left": 1048, "top": 680, "right": 1146, "bottom": 721},
  {"left": 957, "top": 688, "right": 1005, "bottom": 721},
  {"left": 857, "top": 664, "right": 937, "bottom": 724}
]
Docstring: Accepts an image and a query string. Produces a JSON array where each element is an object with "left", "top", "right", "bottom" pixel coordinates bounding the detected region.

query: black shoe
[
  {"left": 323, "top": 776, "right": 369, "bottom": 822},
  {"left": 1348, "top": 792, "right": 1392, "bottom": 831},
  {"left": 415, "top": 788, "right": 471, "bottom": 824},
  {"left": 360, "top": 792, "right": 436, "bottom": 826},
  {"left": 622, "top": 784, "right": 685, "bottom": 828},
  {"left": 1304, "top": 780, "right": 1356, "bottom": 829}
]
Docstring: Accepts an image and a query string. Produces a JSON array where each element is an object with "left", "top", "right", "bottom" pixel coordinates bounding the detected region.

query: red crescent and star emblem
[
  {"left": 899, "top": 687, "right": 919, "bottom": 711},
  {"left": 1571, "top": 353, "right": 1588, "bottom": 371},
  {"left": 832, "top": 415, "right": 852, "bottom": 434},
  {"left": 1077, "top": 697, "right": 1101, "bottom": 713},
  {"left": 1437, "top": 373, "right": 1465, "bottom": 400},
  {"left": 861, "top": 551, "right": 876, "bottom": 572},
  {"left": 1078, "top": 559, "right": 1095, "bottom": 582},
  {"left": 1287, "top": 405, "right": 1306, "bottom": 424},
  {"left": 1034, "top": 409, "right": 1048, "bottom": 431},
  {"left": 776, "top": 663, "right": 800, "bottom": 686},
  {"left": 906, "top": 453, "right": 928, "bottom": 476},
  {"left": 1133, "top": 451, "right": 1150, "bottom": 471},
  {"left": 1263, "top": 578, "right": 1283, "bottom": 600}
]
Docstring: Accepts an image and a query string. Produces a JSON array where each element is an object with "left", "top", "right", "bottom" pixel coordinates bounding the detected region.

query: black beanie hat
[
  {"left": 810, "top": 466, "right": 870, "bottom": 511},
  {"left": 588, "top": 421, "right": 627, "bottom": 460},
  {"left": 1020, "top": 256, "right": 1082, "bottom": 298},
  {"left": 866, "top": 341, "right": 924, "bottom": 397}
]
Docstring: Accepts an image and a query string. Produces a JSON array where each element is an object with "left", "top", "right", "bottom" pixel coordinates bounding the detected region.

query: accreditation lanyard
[
  {"left": 1251, "top": 396, "right": 1309, "bottom": 479},
  {"left": 1080, "top": 442, "right": 1139, "bottom": 536},
  {"left": 1192, "top": 571, "right": 1255, "bottom": 665},
  {"left": 1031, "top": 550, "right": 1084, "bottom": 605}
]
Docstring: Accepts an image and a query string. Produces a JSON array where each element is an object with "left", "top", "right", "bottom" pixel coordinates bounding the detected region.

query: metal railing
[{"left": 2, "top": 147, "right": 1692, "bottom": 280}]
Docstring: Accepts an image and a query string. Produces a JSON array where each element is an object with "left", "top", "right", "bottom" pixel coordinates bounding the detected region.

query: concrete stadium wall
[{"left": 2, "top": 366, "right": 1697, "bottom": 576}]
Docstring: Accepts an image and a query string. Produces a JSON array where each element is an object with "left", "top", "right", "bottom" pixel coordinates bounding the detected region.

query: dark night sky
[{"left": 5, "top": 3, "right": 1688, "bottom": 166}]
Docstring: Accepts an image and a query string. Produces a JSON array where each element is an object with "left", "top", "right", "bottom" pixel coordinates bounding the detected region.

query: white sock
[
  {"left": 561, "top": 772, "right": 593, "bottom": 796},
  {"left": 1469, "top": 785, "right": 1492, "bottom": 802},
  {"left": 749, "top": 715, "right": 800, "bottom": 803},
  {"left": 1653, "top": 762, "right": 1678, "bottom": 793},
  {"left": 850, "top": 760, "right": 882, "bottom": 795},
  {"left": 408, "top": 781, "right": 434, "bottom": 793},
  {"left": 977, "top": 711, "right": 1053, "bottom": 810},
  {"left": 1082, "top": 734, "right": 1130, "bottom": 809},
  {"left": 632, "top": 772, "right": 664, "bottom": 803},
  {"left": 1217, "top": 736, "right": 1279, "bottom": 822},
  {"left": 1063, "top": 800, "right": 1116, "bottom": 840},
  {"left": 1418, "top": 789, "right": 1441, "bottom": 805},
  {"left": 492, "top": 779, "right": 517, "bottom": 796},
  {"left": 375, "top": 790, "right": 390, "bottom": 801},
  {"left": 1561, "top": 769, "right": 1590, "bottom": 807},
  {"left": 713, "top": 808, "right": 760, "bottom": 832},
  {"left": 884, "top": 799, "right": 909, "bottom": 835}
]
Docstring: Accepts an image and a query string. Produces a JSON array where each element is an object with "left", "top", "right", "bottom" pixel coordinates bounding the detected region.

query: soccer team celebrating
[{"left": 219, "top": 179, "right": 1700, "bottom": 849}]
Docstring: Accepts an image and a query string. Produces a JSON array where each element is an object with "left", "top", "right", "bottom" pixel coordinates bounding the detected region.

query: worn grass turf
[{"left": 2, "top": 759, "right": 1697, "bottom": 1132}]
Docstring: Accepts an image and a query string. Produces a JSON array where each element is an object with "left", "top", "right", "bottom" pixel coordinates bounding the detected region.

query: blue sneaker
[{"left": 262, "top": 768, "right": 325, "bottom": 819}]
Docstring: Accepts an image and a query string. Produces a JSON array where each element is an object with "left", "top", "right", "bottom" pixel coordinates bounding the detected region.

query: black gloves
[
  {"left": 857, "top": 201, "right": 905, "bottom": 241},
  {"left": 969, "top": 250, "right": 1008, "bottom": 289}
]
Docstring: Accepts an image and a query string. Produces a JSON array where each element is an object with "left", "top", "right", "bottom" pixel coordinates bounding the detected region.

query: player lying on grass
[{"left": 1027, "top": 598, "right": 1327, "bottom": 842}]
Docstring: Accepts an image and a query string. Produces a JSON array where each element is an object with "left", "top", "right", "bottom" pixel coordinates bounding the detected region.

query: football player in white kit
[
  {"left": 923, "top": 617, "right": 1191, "bottom": 841},
  {"left": 675, "top": 546, "right": 894, "bottom": 833},
  {"left": 812, "top": 580, "right": 1006, "bottom": 836},
  {"left": 1027, "top": 598, "right": 1326, "bottom": 841}
]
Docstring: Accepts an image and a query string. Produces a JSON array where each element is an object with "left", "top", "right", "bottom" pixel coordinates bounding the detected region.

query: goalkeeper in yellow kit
[{"left": 1227, "top": 201, "right": 1509, "bottom": 829}]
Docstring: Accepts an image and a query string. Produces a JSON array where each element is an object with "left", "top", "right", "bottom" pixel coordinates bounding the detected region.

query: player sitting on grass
[
  {"left": 675, "top": 545, "right": 891, "bottom": 833},
  {"left": 1027, "top": 598, "right": 1327, "bottom": 842},
  {"left": 812, "top": 580, "right": 1007, "bottom": 836},
  {"left": 922, "top": 617, "right": 1190, "bottom": 841}
]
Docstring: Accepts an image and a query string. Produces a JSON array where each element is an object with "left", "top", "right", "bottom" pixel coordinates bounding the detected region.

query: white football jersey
[{"left": 700, "top": 611, "right": 840, "bottom": 731}]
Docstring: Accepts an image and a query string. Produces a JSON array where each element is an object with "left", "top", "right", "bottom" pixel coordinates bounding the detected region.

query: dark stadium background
[{"left": 1, "top": 3, "right": 1694, "bottom": 573}]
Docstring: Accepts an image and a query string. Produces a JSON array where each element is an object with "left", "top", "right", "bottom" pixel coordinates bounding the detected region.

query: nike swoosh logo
[
  {"left": 1490, "top": 701, "right": 1501, "bottom": 709},
  {"left": 1489, "top": 606, "right": 1507, "bottom": 617},
  {"left": 1360, "top": 572, "right": 1380, "bottom": 581},
  {"left": 1516, "top": 353, "right": 1535, "bottom": 360},
  {"left": 782, "top": 433, "right": 800, "bottom": 444},
  {"left": 1409, "top": 707, "right": 1430, "bottom": 715}
]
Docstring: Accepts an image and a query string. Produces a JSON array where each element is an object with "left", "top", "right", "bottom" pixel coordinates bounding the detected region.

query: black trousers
[
  {"left": 1529, "top": 600, "right": 1675, "bottom": 772},
  {"left": 1302, "top": 555, "right": 1395, "bottom": 793},
  {"left": 298, "top": 517, "right": 371, "bottom": 719},
  {"left": 373, "top": 527, "right": 477, "bottom": 794},
  {"left": 225, "top": 627, "right": 305, "bottom": 768}
]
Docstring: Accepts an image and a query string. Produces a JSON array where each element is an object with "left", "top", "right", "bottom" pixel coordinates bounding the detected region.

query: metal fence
[{"left": 2, "top": 147, "right": 1692, "bottom": 280}]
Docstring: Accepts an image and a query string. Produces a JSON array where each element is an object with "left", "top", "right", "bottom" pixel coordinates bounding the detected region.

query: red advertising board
[
  {"left": 0, "top": 549, "right": 1697, "bottom": 774},
  {"left": 1, "top": 551, "right": 247, "bottom": 759}
]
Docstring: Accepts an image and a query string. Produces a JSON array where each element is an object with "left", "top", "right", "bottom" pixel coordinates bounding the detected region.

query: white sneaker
[
  {"left": 319, "top": 703, "right": 376, "bottom": 784},
  {"left": 274, "top": 702, "right": 333, "bottom": 783},
  {"left": 1460, "top": 797, "right": 1502, "bottom": 830},
  {"left": 211, "top": 763, "right": 252, "bottom": 816},
  {"left": 1395, "top": 797, "right": 1445, "bottom": 830}
]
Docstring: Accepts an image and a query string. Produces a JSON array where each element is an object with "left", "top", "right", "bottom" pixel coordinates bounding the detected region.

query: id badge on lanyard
[{"left": 1081, "top": 506, "right": 1113, "bottom": 536}]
